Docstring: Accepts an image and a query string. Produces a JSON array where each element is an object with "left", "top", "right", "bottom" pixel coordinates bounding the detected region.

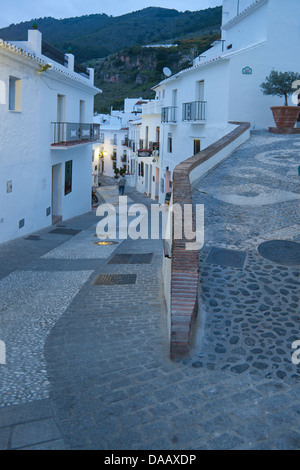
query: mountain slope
[
  {"left": 0, "top": 6, "right": 222, "bottom": 62},
  {"left": 93, "top": 34, "right": 220, "bottom": 113}
]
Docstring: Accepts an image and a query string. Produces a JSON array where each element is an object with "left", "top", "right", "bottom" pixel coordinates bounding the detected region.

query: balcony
[
  {"left": 110, "top": 139, "right": 118, "bottom": 145},
  {"left": 121, "top": 138, "right": 130, "bottom": 147},
  {"left": 51, "top": 123, "right": 100, "bottom": 148},
  {"left": 142, "top": 99, "right": 164, "bottom": 116},
  {"left": 137, "top": 141, "right": 159, "bottom": 157},
  {"left": 121, "top": 155, "right": 127, "bottom": 163},
  {"left": 161, "top": 107, "right": 177, "bottom": 123},
  {"left": 182, "top": 101, "right": 207, "bottom": 122},
  {"left": 111, "top": 154, "right": 117, "bottom": 161}
]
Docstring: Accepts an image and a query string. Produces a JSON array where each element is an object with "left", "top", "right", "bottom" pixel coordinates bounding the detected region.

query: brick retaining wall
[{"left": 170, "top": 122, "right": 250, "bottom": 358}]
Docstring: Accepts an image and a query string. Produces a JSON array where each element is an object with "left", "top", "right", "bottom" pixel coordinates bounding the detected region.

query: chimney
[
  {"left": 27, "top": 29, "right": 42, "bottom": 55},
  {"left": 65, "top": 53, "right": 74, "bottom": 72},
  {"left": 87, "top": 68, "right": 94, "bottom": 85}
]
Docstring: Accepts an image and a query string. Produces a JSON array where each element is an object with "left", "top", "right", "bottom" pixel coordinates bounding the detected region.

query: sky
[{"left": 0, "top": 0, "right": 221, "bottom": 28}]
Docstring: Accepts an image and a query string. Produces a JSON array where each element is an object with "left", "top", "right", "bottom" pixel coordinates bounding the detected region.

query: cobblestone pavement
[{"left": 0, "top": 132, "right": 300, "bottom": 450}]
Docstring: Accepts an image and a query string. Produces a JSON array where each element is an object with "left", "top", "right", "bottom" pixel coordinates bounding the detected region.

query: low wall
[{"left": 169, "top": 122, "right": 250, "bottom": 358}]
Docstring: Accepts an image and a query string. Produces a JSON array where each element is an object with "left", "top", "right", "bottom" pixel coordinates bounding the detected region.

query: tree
[{"left": 260, "top": 70, "right": 300, "bottom": 106}]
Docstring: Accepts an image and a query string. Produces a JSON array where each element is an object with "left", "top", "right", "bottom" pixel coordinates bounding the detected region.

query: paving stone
[
  {"left": 0, "top": 147, "right": 300, "bottom": 450},
  {"left": 0, "top": 427, "right": 10, "bottom": 450},
  {"left": 11, "top": 418, "right": 62, "bottom": 449}
]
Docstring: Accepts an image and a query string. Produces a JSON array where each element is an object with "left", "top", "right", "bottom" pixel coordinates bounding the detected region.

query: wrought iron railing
[
  {"left": 74, "top": 62, "right": 90, "bottom": 79},
  {"left": 51, "top": 123, "right": 100, "bottom": 146},
  {"left": 161, "top": 106, "right": 177, "bottom": 123},
  {"left": 110, "top": 139, "right": 118, "bottom": 145},
  {"left": 182, "top": 101, "right": 207, "bottom": 121},
  {"left": 42, "top": 40, "right": 68, "bottom": 67},
  {"left": 42, "top": 40, "right": 90, "bottom": 78}
]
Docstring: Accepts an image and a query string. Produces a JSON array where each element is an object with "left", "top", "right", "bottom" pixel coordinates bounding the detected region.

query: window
[
  {"left": 172, "top": 89, "right": 177, "bottom": 107},
  {"left": 57, "top": 94, "right": 66, "bottom": 121},
  {"left": 9, "top": 76, "right": 22, "bottom": 111},
  {"left": 156, "top": 127, "right": 160, "bottom": 143},
  {"left": 145, "top": 126, "right": 149, "bottom": 149},
  {"left": 79, "top": 100, "right": 85, "bottom": 123},
  {"left": 64, "top": 160, "right": 72, "bottom": 195},
  {"left": 167, "top": 133, "right": 172, "bottom": 153},
  {"left": 196, "top": 81, "right": 204, "bottom": 101}
]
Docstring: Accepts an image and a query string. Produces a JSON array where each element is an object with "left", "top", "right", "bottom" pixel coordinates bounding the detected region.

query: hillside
[
  {"left": 92, "top": 34, "right": 220, "bottom": 113},
  {"left": 0, "top": 6, "right": 222, "bottom": 62}
]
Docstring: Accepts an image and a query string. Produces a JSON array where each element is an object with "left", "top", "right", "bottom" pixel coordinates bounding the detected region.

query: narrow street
[{"left": 0, "top": 131, "right": 300, "bottom": 450}]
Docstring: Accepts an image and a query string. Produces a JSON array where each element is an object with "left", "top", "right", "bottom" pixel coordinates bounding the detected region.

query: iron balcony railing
[
  {"left": 182, "top": 101, "right": 207, "bottom": 121},
  {"left": 42, "top": 40, "right": 90, "bottom": 78},
  {"left": 74, "top": 62, "right": 90, "bottom": 79},
  {"left": 51, "top": 122, "right": 100, "bottom": 146},
  {"left": 161, "top": 106, "right": 177, "bottom": 123},
  {"left": 111, "top": 154, "right": 117, "bottom": 161},
  {"left": 110, "top": 139, "right": 118, "bottom": 145},
  {"left": 42, "top": 40, "right": 68, "bottom": 67},
  {"left": 137, "top": 141, "right": 160, "bottom": 155}
]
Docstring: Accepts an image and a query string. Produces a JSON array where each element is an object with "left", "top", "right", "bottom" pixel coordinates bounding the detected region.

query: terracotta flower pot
[{"left": 271, "top": 106, "right": 300, "bottom": 129}]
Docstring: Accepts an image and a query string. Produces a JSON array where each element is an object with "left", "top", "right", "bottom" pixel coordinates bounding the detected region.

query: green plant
[
  {"left": 260, "top": 70, "right": 300, "bottom": 106},
  {"left": 114, "top": 167, "right": 120, "bottom": 178},
  {"left": 119, "top": 168, "right": 126, "bottom": 176}
]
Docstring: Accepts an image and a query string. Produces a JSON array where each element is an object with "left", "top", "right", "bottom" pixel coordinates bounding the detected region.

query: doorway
[
  {"left": 51, "top": 163, "right": 62, "bottom": 224},
  {"left": 194, "top": 139, "right": 201, "bottom": 155}
]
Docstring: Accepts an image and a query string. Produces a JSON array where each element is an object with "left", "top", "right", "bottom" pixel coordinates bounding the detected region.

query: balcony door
[
  {"left": 57, "top": 94, "right": 66, "bottom": 142},
  {"left": 196, "top": 81, "right": 204, "bottom": 101}
]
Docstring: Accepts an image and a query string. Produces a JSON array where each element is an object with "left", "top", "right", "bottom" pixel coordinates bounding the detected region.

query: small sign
[{"left": 242, "top": 66, "right": 253, "bottom": 75}]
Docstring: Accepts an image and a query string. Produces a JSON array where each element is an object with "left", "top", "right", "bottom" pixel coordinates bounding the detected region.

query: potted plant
[
  {"left": 260, "top": 70, "right": 300, "bottom": 129},
  {"left": 114, "top": 167, "right": 120, "bottom": 179}
]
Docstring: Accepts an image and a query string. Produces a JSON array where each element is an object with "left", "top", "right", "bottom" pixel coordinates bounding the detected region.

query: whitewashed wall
[{"left": 0, "top": 42, "right": 97, "bottom": 243}]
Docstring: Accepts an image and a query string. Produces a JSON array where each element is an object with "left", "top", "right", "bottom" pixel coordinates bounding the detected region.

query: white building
[
  {"left": 93, "top": 98, "right": 148, "bottom": 179},
  {"left": 135, "top": 0, "right": 300, "bottom": 204},
  {"left": 0, "top": 29, "right": 101, "bottom": 244}
]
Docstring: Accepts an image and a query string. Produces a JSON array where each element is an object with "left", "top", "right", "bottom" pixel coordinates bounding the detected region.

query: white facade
[
  {"left": 0, "top": 29, "right": 101, "bottom": 243},
  {"left": 134, "top": 0, "right": 300, "bottom": 204},
  {"left": 93, "top": 98, "right": 147, "bottom": 179}
]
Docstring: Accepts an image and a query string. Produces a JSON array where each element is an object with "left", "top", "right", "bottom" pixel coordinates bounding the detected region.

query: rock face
[{"left": 92, "top": 33, "right": 220, "bottom": 112}]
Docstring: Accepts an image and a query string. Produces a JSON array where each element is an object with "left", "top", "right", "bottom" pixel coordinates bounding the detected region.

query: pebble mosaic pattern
[
  {"left": 191, "top": 131, "right": 300, "bottom": 382},
  {"left": 193, "top": 248, "right": 300, "bottom": 381}
]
